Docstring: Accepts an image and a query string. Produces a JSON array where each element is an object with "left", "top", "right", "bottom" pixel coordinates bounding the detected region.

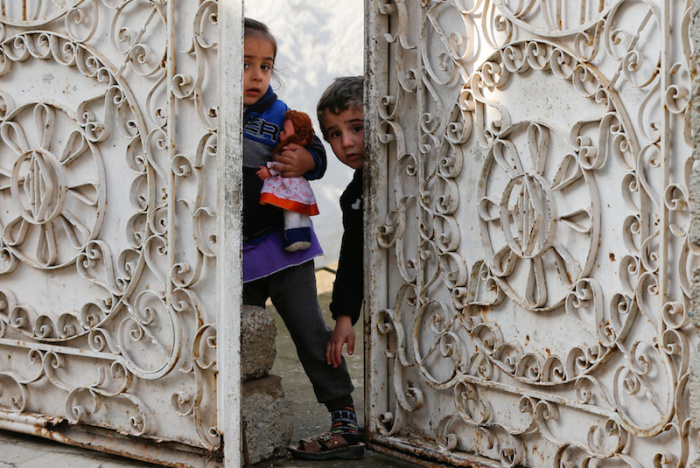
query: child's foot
[
  {"left": 287, "top": 405, "right": 364, "bottom": 460},
  {"left": 287, "top": 432, "right": 364, "bottom": 460}
]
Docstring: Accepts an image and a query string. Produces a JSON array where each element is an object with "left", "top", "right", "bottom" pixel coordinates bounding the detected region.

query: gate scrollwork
[
  {"left": 0, "top": 0, "right": 223, "bottom": 456},
  {"left": 371, "top": 0, "right": 697, "bottom": 465}
]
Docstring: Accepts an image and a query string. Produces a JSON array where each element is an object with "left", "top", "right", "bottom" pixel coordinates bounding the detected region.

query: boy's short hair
[{"left": 317, "top": 76, "right": 364, "bottom": 140}]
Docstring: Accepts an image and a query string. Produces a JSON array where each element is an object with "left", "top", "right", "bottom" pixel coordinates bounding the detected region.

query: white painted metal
[
  {"left": 217, "top": 1, "right": 243, "bottom": 467},
  {"left": 0, "top": 1, "right": 240, "bottom": 466},
  {"left": 366, "top": 0, "right": 699, "bottom": 465}
]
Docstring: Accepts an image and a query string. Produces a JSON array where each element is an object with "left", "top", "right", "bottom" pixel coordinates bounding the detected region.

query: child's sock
[{"left": 330, "top": 405, "right": 360, "bottom": 445}]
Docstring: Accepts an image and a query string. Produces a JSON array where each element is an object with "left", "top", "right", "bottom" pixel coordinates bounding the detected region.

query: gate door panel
[
  {"left": 366, "top": 0, "right": 698, "bottom": 465},
  {"left": 0, "top": 2, "right": 236, "bottom": 466}
]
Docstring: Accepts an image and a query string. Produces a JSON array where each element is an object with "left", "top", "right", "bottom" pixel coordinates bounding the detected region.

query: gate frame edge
[
  {"left": 688, "top": 0, "right": 700, "bottom": 464},
  {"left": 364, "top": 0, "right": 391, "bottom": 442},
  {"left": 216, "top": 1, "right": 244, "bottom": 467}
]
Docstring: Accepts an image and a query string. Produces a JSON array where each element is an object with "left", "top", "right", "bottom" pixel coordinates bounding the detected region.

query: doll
[{"left": 257, "top": 110, "right": 320, "bottom": 251}]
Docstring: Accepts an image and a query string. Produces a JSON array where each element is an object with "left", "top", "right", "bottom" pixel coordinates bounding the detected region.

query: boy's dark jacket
[
  {"left": 330, "top": 168, "right": 363, "bottom": 324},
  {"left": 242, "top": 87, "right": 326, "bottom": 243}
]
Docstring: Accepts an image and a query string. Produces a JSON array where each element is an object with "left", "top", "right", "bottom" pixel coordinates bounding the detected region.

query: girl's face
[{"left": 243, "top": 34, "right": 274, "bottom": 106}]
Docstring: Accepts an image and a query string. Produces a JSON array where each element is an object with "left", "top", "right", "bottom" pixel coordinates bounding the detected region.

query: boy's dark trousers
[{"left": 243, "top": 260, "right": 355, "bottom": 407}]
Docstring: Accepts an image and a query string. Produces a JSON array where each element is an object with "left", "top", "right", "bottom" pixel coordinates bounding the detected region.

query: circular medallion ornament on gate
[
  {"left": 0, "top": 102, "right": 105, "bottom": 269},
  {"left": 0, "top": 30, "right": 149, "bottom": 343},
  {"left": 478, "top": 121, "right": 600, "bottom": 312}
]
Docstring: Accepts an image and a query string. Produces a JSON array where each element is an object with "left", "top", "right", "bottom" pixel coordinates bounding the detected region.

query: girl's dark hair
[
  {"left": 244, "top": 17, "right": 277, "bottom": 60},
  {"left": 316, "top": 76, "right": 364, "bottom": 140}
]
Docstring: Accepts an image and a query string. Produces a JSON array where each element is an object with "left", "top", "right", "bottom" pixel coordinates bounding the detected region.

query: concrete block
[
  {"left": 241, "top": 305, "right": 277, "bottom": 380},
  {"left": 241, "top": 374, "right": 293, "bottom": 465}
]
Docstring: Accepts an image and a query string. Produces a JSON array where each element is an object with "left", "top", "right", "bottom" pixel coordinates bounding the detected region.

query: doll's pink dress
[{"left": 259, "top": 162, "right": 319, "bottom": 215}]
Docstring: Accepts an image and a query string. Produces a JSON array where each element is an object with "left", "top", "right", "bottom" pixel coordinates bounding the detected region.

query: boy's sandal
[{"left": 288, "top": 432, "right": 365, "bottom": 460}]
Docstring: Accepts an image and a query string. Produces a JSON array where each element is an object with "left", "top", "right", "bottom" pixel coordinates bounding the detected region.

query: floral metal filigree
[{"left": 371, "top": 0, "right": 697, "bottom": 465}]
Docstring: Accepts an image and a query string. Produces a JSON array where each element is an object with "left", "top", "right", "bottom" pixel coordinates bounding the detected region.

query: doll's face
[{"left": 279, "top": 118, "right": 295, "bottom": 144}]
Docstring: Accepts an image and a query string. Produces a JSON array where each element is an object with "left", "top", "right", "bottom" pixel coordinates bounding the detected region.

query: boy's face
[
  {"left": 243, "top": 34, "right": 274, "bottom": 106},
  {"left": 321, "top": 106, "right": 364, "bottom": 170}
]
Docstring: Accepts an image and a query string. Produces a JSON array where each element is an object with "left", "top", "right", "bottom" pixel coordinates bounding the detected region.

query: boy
[
  {"left": 287, "top": 75, "right": 365, "bottom": 461},
  {"left": 316, "top": 76, "right": 365, "bottom": 377}
]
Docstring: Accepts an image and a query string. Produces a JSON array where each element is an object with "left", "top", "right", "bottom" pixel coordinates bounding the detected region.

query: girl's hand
[
  {"left": 272, "top": 143, "right": 316, "bottom": 178},
  {"left": 326, "top": 315, "right": 355, "bottom": 368}
]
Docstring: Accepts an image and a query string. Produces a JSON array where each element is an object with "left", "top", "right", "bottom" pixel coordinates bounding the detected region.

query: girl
[{"left": 241, "top": 18, "right": 363, "bottom": 460}]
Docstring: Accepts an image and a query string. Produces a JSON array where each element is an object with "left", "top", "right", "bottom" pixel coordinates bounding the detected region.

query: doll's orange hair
[{"left": 273, "top": 110, "right": 315, "bottom": 153}]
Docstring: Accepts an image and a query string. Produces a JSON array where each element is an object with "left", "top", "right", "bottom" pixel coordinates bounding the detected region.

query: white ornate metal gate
[
  {"left": 365, "top": 0, "right": 699, "bottom": 465},
  {"left": 0, "top": 1, "right": 242, "bottom": 466}
]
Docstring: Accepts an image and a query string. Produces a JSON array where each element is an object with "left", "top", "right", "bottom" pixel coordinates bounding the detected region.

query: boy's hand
[
  {"left": 272, "top": 143, "right": 315, "bottom": 177},
  {"left": 326, "top": 315, "right": 355, "bottom": 368}
]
